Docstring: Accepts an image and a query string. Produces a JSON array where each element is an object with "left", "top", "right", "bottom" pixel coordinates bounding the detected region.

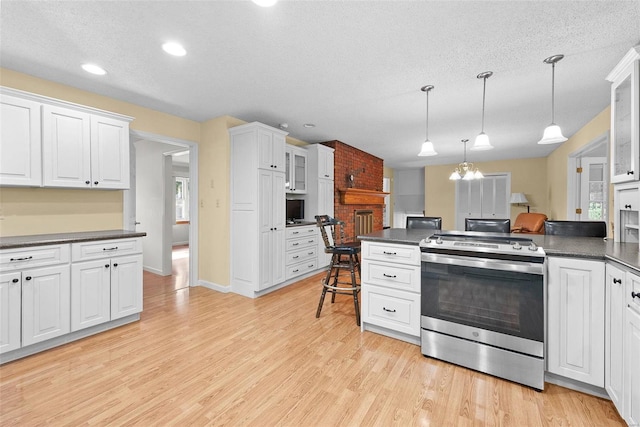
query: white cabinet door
[
  {"left": 609, "top": 57, "right": 639, "bottom": 184},
  {"left": 71, "top": 259, "right": 111, "bottom": 331},
  {"left": 21, "top": 264, "right": 70, "bottom": 347},
  {"left": 110, "top": 254, "right": 143, "bottom": 320},
  {"left": 257, "top": 170, "right": 286, "bottom": 290},
  {"left": 318, "top": 146, "right": 334, "bottom": 180},
  {"left": 547, "top": 257, "right": 605, "bottom": 387},
  {"left": 626, "top": 307, "right": 640, "bottom": 426},
  {"left": 317, "top": 178, "right": 334, "bottom": 267},
  {"left": 271, "top": 172, "right": 286, "bottom": 284},
  {"left": 0, "top": 94, "right": 42, "bottom": 186},
  {"left": 42, "top": 104, "right": 92, "bottom": 188},
  {"left": 90, "top": 115, "right": 130, "bottom": 189},
  {"left": 257, "top": 129, "right": 286, "bottom": 172},
  {"left": 605, "top": 263, "right": 626, "bottom": 414},
  {"left": 0, "top": 271, "right": 21, "bottom": 354}
]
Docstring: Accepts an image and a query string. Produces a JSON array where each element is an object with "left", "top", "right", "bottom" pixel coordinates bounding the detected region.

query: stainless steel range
[{"left": 419, "top": 231, "right": 546, "bottom": 390}]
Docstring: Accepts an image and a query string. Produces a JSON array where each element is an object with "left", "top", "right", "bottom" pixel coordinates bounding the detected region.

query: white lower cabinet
[
  {"left": 627, "top": 307, "right": 640, "bottom": 426},
  {"left": 605, "top": 263, "right": 626, "bottom": 415},
  {"left": 0, "top": 271, "right": 21, "bottom": 353},
  {"left": 71, "top": 259, "right": 111, "bottom": 331},
  {"left": 21, "top": 264, "right": 71, "bottom": 347},
  {"left": 285, "top": 225, "right": 318, "bottom": 280},
  {"left": 110, "top": 254, "right": 143, "bottom": 319},
  {"left": 360, "top": 241, "right": 421, "bottom": 343},
  {"left": 0, "top": 237, "right": 143, "bottom": 362},
  {"left": 71, "top": 239, "right": 143, "bottom": 329},
  {"left": 547, "top": 257, "right": 605, "bottom": 387},
  {"left": 625, "top": 272, "right": 640, "bottom": 426},
  {"left": 0, "top": 245, "right": 71, "bottom": 354}
]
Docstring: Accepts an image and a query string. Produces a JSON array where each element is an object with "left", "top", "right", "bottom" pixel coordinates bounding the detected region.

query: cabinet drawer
[
  {"left": 286, "top": 259, "right": 318, "bottom": 280},
  {"left": 362, "top": 241, "right": 420, "bottom": 266},
  {"left": 72, "top": 238, "right": 142, "bottom": 261},
  {"left": 286, "top": 247, "right": 317, "bottom": 266},
  {"left": 286, "top": 236, "right": 317, "bottom": 251},
  {"left": 362, "top": 260, "right": 420, "bottom": 292},
  {"left": 362, "top": 284, "right": 420, "bottom": 336},
  {"left": 286, "top": 226, "right": 317, "bottom": 239},
  {"left": 618, "top": 185, "right": 639, "bottom": 211},
  {"left": 0, "top": 244, "right": 70, "bottom": 271}
]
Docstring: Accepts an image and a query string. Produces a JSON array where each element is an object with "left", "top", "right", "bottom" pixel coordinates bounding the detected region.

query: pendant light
[
  {"left": 471, "top": 71, "right": 494, "bottom": 151},
  {"left": 449, "top": 139, "right": 484, "bottom": 180},
  {"left": 418, "top": 85, "right": 438, "bottom": 156},
  {"left": 538, "top": 54, "right": 568, "bottom": 144}
]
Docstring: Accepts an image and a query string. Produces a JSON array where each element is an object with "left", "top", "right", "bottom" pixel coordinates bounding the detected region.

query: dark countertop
[
  {"left": 0, "top": 230, "right": 147, "bottom": 250},
  {"left": 358, "top": 228, "right": 640, "bottom": 272},
  {"left": 286, "top": 221, "right": 316, "bottom": 227}
]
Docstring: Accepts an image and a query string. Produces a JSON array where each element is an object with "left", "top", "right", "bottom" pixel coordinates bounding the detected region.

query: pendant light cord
[
  {"left": 425, "top": 89, "right": 429, "bottom": 141},
  {"left": 481, "top": 76, "right": 487, "bottom": 132},
  {"left": 551, "top": 61, "right": 555, "bottom": 123}
]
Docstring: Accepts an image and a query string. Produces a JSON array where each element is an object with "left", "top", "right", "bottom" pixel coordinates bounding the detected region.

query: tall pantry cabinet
[
  {"left": 305, "top": 144, "right": 335, "bottom": 268},
  {"left": 230, "top": 122, "right": 288, "bottom": 297}
]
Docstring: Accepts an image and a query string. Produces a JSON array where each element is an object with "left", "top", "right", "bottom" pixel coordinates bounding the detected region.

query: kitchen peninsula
[{"left": 358, "top": 228, "right": 640, "bottom": 425}]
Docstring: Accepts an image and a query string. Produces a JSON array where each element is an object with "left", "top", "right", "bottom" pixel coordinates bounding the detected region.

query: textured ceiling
[{"left": 1, "top": 1, "right": 639, "bottom": 168}]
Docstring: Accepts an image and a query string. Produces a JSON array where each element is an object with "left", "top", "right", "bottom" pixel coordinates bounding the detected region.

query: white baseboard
[
  {"left": 198, "top": 280, "right": 231, "bottom": 293},
  {"left": 544, "top": 372, "right": 609, "bottom": 399},
  {"left": 143, "top": 265, "right": 166, "bottom": 276}
]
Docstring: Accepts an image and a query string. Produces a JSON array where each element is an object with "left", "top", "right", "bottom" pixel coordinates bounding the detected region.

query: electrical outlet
[
  {"left": 200, "top": 200, "right": 204, "bottom": 208},
  {"left": 216, "top": 199, "right": 220, "bottom": 208}
]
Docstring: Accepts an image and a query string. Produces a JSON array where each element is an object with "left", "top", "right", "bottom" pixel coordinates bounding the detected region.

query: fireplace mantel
[{"left": 339, "top": 188, "right": 390, "bottom": 205}]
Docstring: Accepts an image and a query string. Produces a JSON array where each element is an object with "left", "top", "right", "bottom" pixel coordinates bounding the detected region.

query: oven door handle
[{"left": 421, "top": 253, "right": 544, "bottom": 275}]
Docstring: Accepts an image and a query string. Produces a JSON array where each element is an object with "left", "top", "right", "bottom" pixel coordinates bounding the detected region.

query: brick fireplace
[{"left": 320, "top": 140, "right": 386, "bottom": 240}]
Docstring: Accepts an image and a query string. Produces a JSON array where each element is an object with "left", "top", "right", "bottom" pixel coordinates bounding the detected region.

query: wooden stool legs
[{"left": 316, "top": 252, "right": 361, "bottom": 326}]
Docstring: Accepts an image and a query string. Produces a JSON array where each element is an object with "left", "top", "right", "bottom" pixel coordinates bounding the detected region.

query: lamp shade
[
  {"left": 510, "top": 193, "right": 529, "bottom": 204},
  {"left": 537, "top": 123, "right": 568, "bottom": 144},
  {"left": 471, "top": 132, "right": 493, "bottom": 151},
  {"left": 418, "top": 140, "right": 438, "bottom": 156}
]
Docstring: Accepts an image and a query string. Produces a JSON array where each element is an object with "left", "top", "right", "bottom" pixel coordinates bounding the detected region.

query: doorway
[
  {"left": 123, "top": 130, "right": 199, "bottom": 288},
  {"left": 567, "top": 132, "right": 609, "bottom": 223}
]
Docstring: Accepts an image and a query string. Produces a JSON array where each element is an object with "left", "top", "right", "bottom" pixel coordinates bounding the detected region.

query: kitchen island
[
  {"left": 358, "top": 228, "right": 640, "bottom": 268},
  {"left": 358, "top": 228, "right": 640, "bottom": 424}
]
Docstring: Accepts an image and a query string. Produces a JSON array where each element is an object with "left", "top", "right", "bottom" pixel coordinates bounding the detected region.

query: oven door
[{"left": 421, "top": 252, "right": 544, "bottom": 352}]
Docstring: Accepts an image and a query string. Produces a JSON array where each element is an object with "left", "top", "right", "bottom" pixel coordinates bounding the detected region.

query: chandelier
[{"left": 449, "top": 139, "right": 484, "bottom": 180}]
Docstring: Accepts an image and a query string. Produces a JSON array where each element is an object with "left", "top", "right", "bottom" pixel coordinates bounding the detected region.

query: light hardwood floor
[{"left": 0, "top": 268, "right": 626, "bottom": 426}]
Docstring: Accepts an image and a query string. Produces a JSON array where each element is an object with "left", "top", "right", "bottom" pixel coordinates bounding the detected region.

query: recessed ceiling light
[
  {"left": 303, "top": 123, "right": 316, "bottom": 128},
  {"left": 81, "top": 63, "right": 106, "bottom": 75},
  {"left": 162, "top": 42, "right": 186, "bottom": 57},
  {"left": 252, "top": 0, "right": 278, "bottom": 7}
]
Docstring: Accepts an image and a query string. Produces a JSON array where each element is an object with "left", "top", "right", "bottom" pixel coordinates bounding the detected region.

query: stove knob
[
  {"left": 436, "top": 236, "right": 443, "bottom": 245},
  {"left": 528, "top": 242, "right": 538, "bottom": 251},
  {"left": 512, "top": 242, "right": 522, "bottom": 250}
]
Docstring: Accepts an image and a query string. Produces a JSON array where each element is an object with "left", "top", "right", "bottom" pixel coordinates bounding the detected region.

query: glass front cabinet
[
  {"left": 285, "top": 145, "right": 307, "bottom": 194},
  {"left": 608, "top": 46, "right": 640, "bottom": 184}
]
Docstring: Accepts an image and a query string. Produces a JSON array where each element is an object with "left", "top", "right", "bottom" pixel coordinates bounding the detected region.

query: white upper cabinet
[
  {"left": 42, "top": 105, "right": 92, "bottom": 188},
  {"left": 257, "top": 128, "right": 286, "bottom": 171},
  {"left": 90, "top": 115, "right": 130, "bottom": 189},
  {"left": 285, "top": 145, "right": 307, "bottom": 194},
  {"left": 0, "top": 94, "right": 42, "bottom": 186},
  {"left": 607, "top": 46, "right": 640, "bottom": 183},
  {"left": 1, "top": 87, "right": 133, "bottom": 189}
]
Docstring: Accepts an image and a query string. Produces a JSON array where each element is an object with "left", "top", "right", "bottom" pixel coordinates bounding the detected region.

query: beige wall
[
  {"left": 425, "top": 157, "right": 548, "bottom": 230},
  {"left": 545, "top": 106, "right": 611, "bottom": 221},
  {"left": 0, "top": 68, "right": 201, "bottom": 238}
]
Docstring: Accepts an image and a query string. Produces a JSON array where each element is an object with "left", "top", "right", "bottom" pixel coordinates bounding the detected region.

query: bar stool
[{"left": 315, "top": 215, "right": 361, "bottom": 326}]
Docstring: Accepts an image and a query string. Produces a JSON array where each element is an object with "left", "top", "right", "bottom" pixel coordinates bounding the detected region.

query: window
[{"left": 175, "top": 176, "right": 189, "bottom": 223}]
